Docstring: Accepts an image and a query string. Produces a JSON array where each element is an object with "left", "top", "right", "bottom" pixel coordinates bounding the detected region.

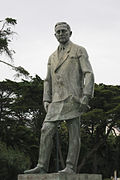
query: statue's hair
[{"left": 55, "top": 22, "right": 71, "bottom": 31}]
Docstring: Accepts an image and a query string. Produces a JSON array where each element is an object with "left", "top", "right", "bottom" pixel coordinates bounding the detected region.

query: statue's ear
[{"left": 70, "top": 31, "right": 72, "bottom": 37}]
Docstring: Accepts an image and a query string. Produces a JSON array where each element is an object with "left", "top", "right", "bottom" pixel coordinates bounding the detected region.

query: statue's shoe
[
  {"left": 58, "top": 167, "right": 76, "bottom": 174},
  {"left": 24, "top": 166, "right": 46, "bottom": 174}
]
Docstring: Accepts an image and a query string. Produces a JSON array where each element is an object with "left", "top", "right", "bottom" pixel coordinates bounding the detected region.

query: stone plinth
[{"left": 18, "top": 173, "right": 102, "bottom": 180}]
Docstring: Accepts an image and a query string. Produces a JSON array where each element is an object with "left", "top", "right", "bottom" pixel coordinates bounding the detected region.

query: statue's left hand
[
  {"left": 44, "top": 102, "right": 50, "bottom": 112},
  {"left": 80, "top": 95, "right": 90, "bottom": 112}
]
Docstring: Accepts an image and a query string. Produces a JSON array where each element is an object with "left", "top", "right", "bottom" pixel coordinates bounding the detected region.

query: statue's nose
[{"left": 59, "top": 30, "right": 63, "bottom": 35}]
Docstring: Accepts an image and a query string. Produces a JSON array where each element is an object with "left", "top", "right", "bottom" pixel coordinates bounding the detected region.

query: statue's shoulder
[
  {"left": 70, "top": 41, "right": 87, "bottom": 56},
  {"left": 51, "top": 48, "right": 57, "bottom": 57},
  {"left": 47, "top": 49, "right": 57, "bottom": 64},
  {"left": 71, "top": 42, "right": 86, "bottom": 51},
  {"left": 72, "top": 43, "right": 87, "bottom": 55}
]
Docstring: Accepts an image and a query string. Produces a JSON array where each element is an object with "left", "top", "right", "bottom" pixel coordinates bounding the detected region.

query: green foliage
[
  {"left": 0, "top": 76, "right": 45, "bottom": 178},
  {"left": 0, "top": 18, "right": 30, "bottom": 79},
  {"left": 77, "top": 84, "right": 120, "bottom": 178},
  {"left": 0, "top": 141, "right": 30, "bottom": 180},
  {"left": 0, "top": 79, "right": 120, "bottom": 178},
  {"left": 14, "top": 66, "right": 30, "bottom": 78},
  {"left": 0, "top": 17, "right": 17, "bottom": 59},
  {"left": 5, "top": 18, "right": 17, "bottom": 25}
]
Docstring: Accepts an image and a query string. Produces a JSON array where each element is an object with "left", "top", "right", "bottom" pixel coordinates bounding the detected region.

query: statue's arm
[
  {"left": 78, "top": 47, "right": 94, "bottom": 99},
  {"left": 78, "top": 47, "right": 94, "bottom": 110},
  {"left": 43, "top": 57, "right": 52, "bottom": 112}
]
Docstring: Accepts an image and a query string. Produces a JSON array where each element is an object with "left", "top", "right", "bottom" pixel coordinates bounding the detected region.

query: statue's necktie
[{"left": 59, "top": 46, "right": 65, "bottom": 61}]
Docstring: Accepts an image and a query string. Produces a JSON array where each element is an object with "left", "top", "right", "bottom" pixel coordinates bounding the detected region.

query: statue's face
[{"left": 55, "top": 25, "right": 72, "bottom": 44}]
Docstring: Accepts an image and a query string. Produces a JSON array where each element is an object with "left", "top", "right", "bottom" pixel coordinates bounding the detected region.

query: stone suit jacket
[{"left": 43, "top": 41, "right": 94, "bottom": 122}]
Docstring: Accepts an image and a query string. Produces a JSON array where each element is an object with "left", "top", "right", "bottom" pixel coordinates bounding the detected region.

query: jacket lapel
[{"left": 54, "top": 41, "right": 72, "bottom": 73}]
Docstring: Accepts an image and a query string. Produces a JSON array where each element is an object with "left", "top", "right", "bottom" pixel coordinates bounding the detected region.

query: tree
[
  {"left": 0, "top": 78, "right": 120, "bottom": 179},
  {"left": 0, "top": 18, "right": 17, "bottom": 59},
  {"left": 77, "top": 84, "right": 120, "bottom": 178},
  {"left": 0, "top": 18, "right": 30, "bottom": 79},
  {"left": 0, "top": 141, "right": 30, "bottom": 180},
  {"left": 0, "top": 76, "right": 45, "bottom": 173}
]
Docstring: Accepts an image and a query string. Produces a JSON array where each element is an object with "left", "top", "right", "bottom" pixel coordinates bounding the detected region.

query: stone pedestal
[{"left": 18, "top": 173, "right": 102, "bottom": 180}]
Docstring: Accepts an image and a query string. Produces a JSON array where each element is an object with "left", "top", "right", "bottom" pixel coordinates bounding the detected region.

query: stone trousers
[{"left": 37, "top": 117, "right": 81, "bottom": 172}]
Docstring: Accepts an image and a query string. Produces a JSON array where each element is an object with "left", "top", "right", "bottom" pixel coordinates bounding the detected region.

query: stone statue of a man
[{"left": 24, "top": 22, "right": 94, "bottom": 174}]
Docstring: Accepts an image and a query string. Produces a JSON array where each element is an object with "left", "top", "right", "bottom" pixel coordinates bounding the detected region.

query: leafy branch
[
  {"left": 0, "top": 59, "right": 30, "bottom": 79},
  {"left": 0, "top": 18, "right": 17, "bottom": 59}
]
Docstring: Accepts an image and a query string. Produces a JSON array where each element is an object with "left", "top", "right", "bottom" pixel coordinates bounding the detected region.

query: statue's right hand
[{"left": 44, "top": 102, "right": 50, "bottom": 112}]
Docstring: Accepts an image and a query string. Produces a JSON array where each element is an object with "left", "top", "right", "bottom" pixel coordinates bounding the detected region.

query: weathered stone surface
[
  {"left": 24, "top": 23, "right": 95, "bottom": 175},
  {"left": 18, "top": 173, "right": 102, "bottom": 180}
]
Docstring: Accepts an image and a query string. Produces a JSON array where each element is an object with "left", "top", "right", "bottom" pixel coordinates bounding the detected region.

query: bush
[{"left": 0, "top": 141, "right": 31, "bottom": 180}]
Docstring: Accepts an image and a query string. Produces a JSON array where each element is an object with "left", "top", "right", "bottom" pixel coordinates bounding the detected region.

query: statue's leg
[
  {"left": 24, "top": 121, "right": 57, "bottom": 174},
  {"left": 66, "top": 117, "right": 81, "bottom": 171},
  {"left": 37, "top": 121, "right": 57, "bottom": 172},
  {"left": 59, "top": 117, "right": 81, "bottom": 174}
]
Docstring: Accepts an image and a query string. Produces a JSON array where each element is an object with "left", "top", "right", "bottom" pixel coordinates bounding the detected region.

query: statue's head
[{"left": 54, "top": 22, "right": 72, "bottom": 44}]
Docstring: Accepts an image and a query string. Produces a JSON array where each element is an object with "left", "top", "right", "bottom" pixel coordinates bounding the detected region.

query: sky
[{"left": 0, "top": 0, "right": 120, "bottom": 85}]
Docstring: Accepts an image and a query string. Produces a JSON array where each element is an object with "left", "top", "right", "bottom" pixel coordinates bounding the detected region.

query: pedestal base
[{"left": 18, "top": 173, "right": 102, "bottom": 180}]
